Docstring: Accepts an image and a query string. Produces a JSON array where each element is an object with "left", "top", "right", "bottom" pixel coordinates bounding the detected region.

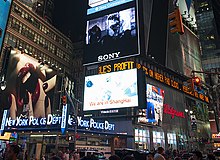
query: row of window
[
  {"left": 4, "top": 32, "right": 62, "bottom": 70},
  {"left": 135, "top": 129, "right": 178, "bottom": 150},
  {"left": 12, "top": 2, "right": 72, "bottom": 50},
  {"left": 8, "top": 16, "right": 70, "bottom": 63}
]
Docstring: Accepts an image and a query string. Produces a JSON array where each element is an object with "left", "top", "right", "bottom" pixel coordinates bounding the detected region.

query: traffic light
[
  {"left": 192, "top": 76, "right": 202, "bottom": 93},
  {"left": 193, "top": 76, "right": 201, "bottom": 86},
  {"left": 62, "top": 95, "right": 67, "bottom": 105},
  {"left": 168, "top": 8, "right": 184, "bottom": 34}
]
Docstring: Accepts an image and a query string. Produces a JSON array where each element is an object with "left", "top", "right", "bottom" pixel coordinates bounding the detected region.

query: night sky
[{"left": 53, "top": 0, "right": 87, "bottom": 42}]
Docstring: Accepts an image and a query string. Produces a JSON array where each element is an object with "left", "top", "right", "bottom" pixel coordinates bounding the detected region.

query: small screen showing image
[{"left": 146, "top": 84, "right": 165, "bottom": 126}]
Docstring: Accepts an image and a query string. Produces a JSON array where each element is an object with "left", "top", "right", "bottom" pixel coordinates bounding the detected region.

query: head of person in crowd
[
  {"left": 146, "top": 152, "right": 154, "bottom": 160},
  {"left": 50, "top": 156, "right": 62, "bottom": 160},
  {"left": 207, "top": 153, "right": 216, "bottom": 160},
  {"left": 157, "top": 147, "right": 165, "bottom": 154},
  {"left": 122, "top": 155, "right": 135, "bottom": 160},
  {"left": 192, "top": 151, "right": 203, "bottom": 160},
  {"left": 109, "top": 155, "right": 121, "bottom": 160},
  {"left": 174, "top": 157, "right": 181, "bottom": 160},
  {"left": 5, "top": 144, "right": 20, "bottom": 160},
  {"left": 172, "top": 149, "right": 178, "bottom": 157}
]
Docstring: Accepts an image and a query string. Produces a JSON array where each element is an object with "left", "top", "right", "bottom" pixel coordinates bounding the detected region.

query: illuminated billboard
[
  {"left": 0, "top": 49, "right": 58, "bottom": 119},
  {"left": 146, "top": 84, "right": 164, "bottom": 125},
  {"left": 83, "top": 69, "right": 139, "bottom": 111},
  {"left": 87, "top": 0, "right": 134, "bottom": 15},
  {"left": 84, "top": 6, "right": 139, "bottom": 65},
  {"left": 88, "top": 0, "right": 109, "bottom": 7},
  {"left": 0, "top": 0, "right": 12, "bottom": 53}
]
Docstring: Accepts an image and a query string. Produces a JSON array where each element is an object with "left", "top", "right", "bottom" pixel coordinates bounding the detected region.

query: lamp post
[
  {"left": 185, "top": 108, "right": 193, "bottom": 150},
  {"left": 64, "top": 90, "right": 83, "bottom": 152}
]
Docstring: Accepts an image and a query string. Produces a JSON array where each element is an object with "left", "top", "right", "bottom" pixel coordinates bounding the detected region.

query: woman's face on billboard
[{"left": 4, "top": 49, "right": 56, "bottom": 119}]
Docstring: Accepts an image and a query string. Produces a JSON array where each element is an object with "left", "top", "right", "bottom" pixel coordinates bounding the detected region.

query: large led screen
[
  {"left": 83, "top": 69, "right": 139, "bottom": 111},
  {"left": 88, "top": 0, "right": 114, "bottom": 8},
  {"left": 146, "top": 84, "right": 164, "bottom": 125},
  {"left": 0, "top": 0, "right": 12, "bottom": 53},
  {"left": 0, "top": 49, "right": 57, "bottom": 119},
  {"left": 84, "top": 7, "right": 139, "bottom": 65},
  {"left": 87, "top": 0, "right": 134, "bottom": 15}
]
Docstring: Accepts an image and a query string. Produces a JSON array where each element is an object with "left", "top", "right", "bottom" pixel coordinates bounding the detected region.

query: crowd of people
[{"left": 1, "top": 144, "right": 218, "bottom": 160}]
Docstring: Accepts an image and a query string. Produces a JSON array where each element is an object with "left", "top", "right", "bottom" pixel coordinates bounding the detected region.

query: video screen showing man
[{"left": 85, "top": 7, "right": 138, "bottom": 63}]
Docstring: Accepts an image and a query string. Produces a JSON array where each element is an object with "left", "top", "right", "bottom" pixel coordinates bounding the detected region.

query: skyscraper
[
  {"left": 18, "top": 0, "right": 54, "bottom": 23},
  {"left": 194, "top": 0, "right": 220, "bottom": 71}
]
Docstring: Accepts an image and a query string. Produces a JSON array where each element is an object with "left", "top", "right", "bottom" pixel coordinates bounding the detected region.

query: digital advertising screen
[
  {"left": 84, "top": 6, "right": 139, "bottom": 65},
  {"left": 0, "top": 49, "right": 58, "bottom": 119},
  {"left": 88, "top": 0, "right": 109, "bottom": 7},
  {"left": 87, "top": 0, "right": 134, "bottom": 15},
  {"left": 146, "top": 84, "right": 164, "bottom": 125},
  {"left": 83, "top": 69, "right": 139, "bottom": 111},
  {"left": 0, "top": 0, "right": 12, "bottom": 53}
]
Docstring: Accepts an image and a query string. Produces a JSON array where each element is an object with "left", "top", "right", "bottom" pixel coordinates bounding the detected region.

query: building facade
[
  {"left": 0, "top": 1, "right": 74, "bottom": 158},
  {"left": 1, "top": 0, "right": 72, "bottom": 75}
]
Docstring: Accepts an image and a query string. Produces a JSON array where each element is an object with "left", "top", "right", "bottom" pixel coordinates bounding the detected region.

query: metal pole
[{"left": 65, "top": 90, "right": 78, "bottom": 151}]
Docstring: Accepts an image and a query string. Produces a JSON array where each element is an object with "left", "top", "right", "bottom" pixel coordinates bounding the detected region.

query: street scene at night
[{"left": 0, "top": 0, "right": 220, "bottom": 159}]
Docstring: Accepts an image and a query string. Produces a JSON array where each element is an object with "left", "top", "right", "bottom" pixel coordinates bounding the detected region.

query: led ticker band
[{"left": 98, "top": 61, "right": 209, "bottom": 103}]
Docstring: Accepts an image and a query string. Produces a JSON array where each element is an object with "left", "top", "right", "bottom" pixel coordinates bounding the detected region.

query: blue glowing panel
[
  {"left": 87, "top": 0, "right": 134, "bottom": 15},
  {"left": 0, "top": 0, "right": 12, "bottom": 53}
]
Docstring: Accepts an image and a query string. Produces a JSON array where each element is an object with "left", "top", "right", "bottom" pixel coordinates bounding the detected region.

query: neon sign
[
  {"left": 98, "top": 61, "right": 209, "bottom": 103},
  {"left": 2, "top": 111, "right": 115, "bottom": 131},
  {"left": 163, "top": 104, "right": 185, "bottom": 119}
]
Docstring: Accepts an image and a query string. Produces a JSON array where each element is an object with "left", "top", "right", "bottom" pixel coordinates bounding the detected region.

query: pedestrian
[
  {"left": 146, "top": 152, "right": 154, "bottom": 160},
  {"left": 109, "top": 155, "right": 121, "bottom": 160},
  {"left": 154, "top": 147, "right": 166, "bottom": 160},
  {"left": 64, "top": 149, "right": 70, "bottom": 160},
  {"left": 122, "top": 155, "right": 135, "bottom": 160},
  {"left": 190, "top": 151, "right": 203, "bottom": 160},
  {"left": 4, "top": 144, "right": 20, "bottom": 160},
  {"left": 207, "top": 153, "right": 216, "bottom": 160}
]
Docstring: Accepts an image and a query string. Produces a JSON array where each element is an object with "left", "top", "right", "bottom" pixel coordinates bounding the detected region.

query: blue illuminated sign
[
  {"left": 2, "top": 115, "right": 115, "bottom": 131},
  {"left": 0, "top": 110, "right": 8, "bottom": 134},
  {"left": 87, "top": 0, "right": 134, "bottom": 15},
  {"left": 0, "top": 0, "right": 12, "bottom": 53},
  {"left": 61, "top": 104, "right": 68, "bottom": 134}
]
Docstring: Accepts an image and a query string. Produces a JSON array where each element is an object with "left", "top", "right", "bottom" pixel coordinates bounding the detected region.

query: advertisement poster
[
  {"left": 83, "top": 69, "right": 139, "bottom": 111},
  {"left": 0, "top": 0, "right": 12, "bottom": 53},
  {"left": 84, "top": 7, "right": 138, "bottom": 65},
  {"left": 146, "top": 84, "right": 164, "bottom": 125},
  {"left": 0, "top": 49, "right": 57, "bottom": 119}
]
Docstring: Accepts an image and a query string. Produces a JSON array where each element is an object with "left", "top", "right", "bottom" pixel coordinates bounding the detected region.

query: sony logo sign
[{"left": 98, "top": 52, "right": 120, "bottom": 62}]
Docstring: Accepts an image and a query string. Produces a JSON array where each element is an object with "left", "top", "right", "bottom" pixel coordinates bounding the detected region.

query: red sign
[{"left": 163, "top": 104, "right": 185, "bottom": 119}]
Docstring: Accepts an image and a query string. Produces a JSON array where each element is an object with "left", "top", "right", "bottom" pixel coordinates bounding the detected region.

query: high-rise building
[
  {"left": 18, "top": 0, "right": 54, "bottom": 23},
  {"left": 2, "top": 0, "right": 72, "bottom": 75},
  {"left": 194, "top": 0, "right": 220, "bottom": 71}
]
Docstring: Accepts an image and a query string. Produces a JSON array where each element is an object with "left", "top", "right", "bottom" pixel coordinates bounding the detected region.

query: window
[
  {"left": 135, "top": 128, "right": 150, "bottom": 150},
  {"left": 152, "top": 131, "right": 165, "bottom": 149}
]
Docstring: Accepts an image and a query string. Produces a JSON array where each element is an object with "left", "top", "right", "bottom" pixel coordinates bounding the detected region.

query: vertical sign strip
[
  {"left": 61, "top": 104, "right": 68, "bottom": 134},
  {"left": 0, "top": 110, "right": 8, "bottom": 135},
  {"left": 0, "top": 0, "right": 13, "bottom": 53}
]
